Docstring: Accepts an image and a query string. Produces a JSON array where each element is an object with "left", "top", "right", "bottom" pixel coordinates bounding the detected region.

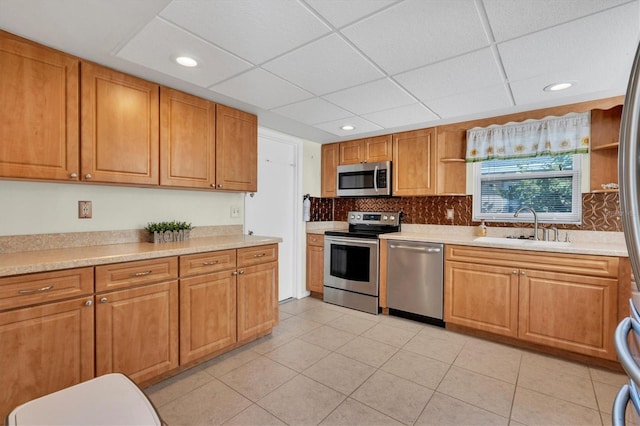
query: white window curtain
[{"left": 465, "top": 112, "right": 590, "bottom": 163}]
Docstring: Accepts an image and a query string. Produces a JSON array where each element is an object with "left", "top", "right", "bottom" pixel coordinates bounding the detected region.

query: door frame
[{"left": 251, "top": 127, "right": 306, "bottom": 300}]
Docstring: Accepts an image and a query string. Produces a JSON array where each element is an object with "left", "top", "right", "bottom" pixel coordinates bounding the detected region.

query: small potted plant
[{"left": 145, "top": 221, "right": 193, "bottom": 243}]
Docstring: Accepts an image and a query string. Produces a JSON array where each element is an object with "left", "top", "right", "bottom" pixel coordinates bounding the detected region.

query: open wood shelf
[
  {"left": 591, "top": 142, "right": 619, "bottom": 151},
  {"left": 591, "top": 189, "right": 619, "bottom": 193},
  {"left": 440, "top": 158, "right": 466, "bottom": 163}
]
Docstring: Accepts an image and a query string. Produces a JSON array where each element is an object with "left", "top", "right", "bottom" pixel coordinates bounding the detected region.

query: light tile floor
[{"left": 145, "top": 296, "right": 629, "bottom": 425}]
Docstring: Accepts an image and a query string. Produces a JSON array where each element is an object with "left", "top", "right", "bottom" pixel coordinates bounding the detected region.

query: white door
[{"left": 245, "top": 130, "right": 300, "bottom": 301}]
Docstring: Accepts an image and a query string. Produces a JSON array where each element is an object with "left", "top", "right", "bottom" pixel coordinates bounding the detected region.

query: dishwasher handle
[{"left": 388, "top": 244, "right": 441, "bottom": 253}]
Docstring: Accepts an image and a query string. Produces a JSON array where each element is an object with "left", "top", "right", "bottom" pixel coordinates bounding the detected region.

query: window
[{"left": 473, "top": 153, "right": 582, "bottom": 224}]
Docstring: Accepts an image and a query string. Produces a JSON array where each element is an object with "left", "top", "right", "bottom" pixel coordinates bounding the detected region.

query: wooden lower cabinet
[
  {"left": 444, "top": 245, "right": 619, "bottom": 360},
  {"left": 306, "top": 234, "right": 324, "bottom": 294},
  {"left": 237, "top": 262, "right": 278, "bottom": 342},
  {"left": 96, "top": 281, "right": 179, "bottom": 383},
  {"left": 445, "top": 261, "right": 518, "bottom": 337},
  {"left": 180, "top": 271, "right": 237, "bottom": 364},
  {"left": 0, "top": 296, "right": 94, "bottom": 418},
  {"left": 518, "top": 269, "right": 617, "bottom": 359}
]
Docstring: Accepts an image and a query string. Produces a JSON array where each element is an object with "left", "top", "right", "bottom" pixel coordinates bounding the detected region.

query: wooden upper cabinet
[
  {"left": 160, "top": 87, "right": 216, "bottom": 189},
  {"left": 321, "top": 143, "right": 339, "bottom": 198},
  {"left": 0, "top": 30, "right": 80, "bottom": 181},
  {"left": 339, "top": 135, "right": 392, "bottom": 165},
  {"left": 215, "top": 104, "right": 257, "bottom": 192},
  {"left": 393, "top": 128, "right": 436, "bottom": 196},
  {"left": 81, "top": 62, "right": 159, "bottom": 185}
]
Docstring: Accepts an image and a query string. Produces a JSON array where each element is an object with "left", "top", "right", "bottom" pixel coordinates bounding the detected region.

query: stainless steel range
[{"left": 323, "top": 211, "right": 400, "bottom": 314}]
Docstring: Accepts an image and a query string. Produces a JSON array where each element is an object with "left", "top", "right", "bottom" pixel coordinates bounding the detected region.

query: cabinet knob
[
  {"left": 239, "top": 270, "right": 245, "bottom": 275},
  {"left": 85, "top": 300, "right": 93, "bottom": 306},
  {"left": 232, "top": 271, "right": 238, "bottom": 276},
  {"left": 100, "top": 297, "right": 108, "bottom": 303},
  {"left": 211, "top": 183, "right": 216, "bottom": 188},
  {"left": 218, "top": 184, "right": 223, "bottom": 188},
  {"left": 70, "top": 172, "right": 78, "bottom": 179},
  {"left": 520, "top": 271, "right": 526, "bottom": 276},
  {"left": 85, "top": 173, "right": 92, "bottom": 180},
  {"left": 512, "top": 270, "right": 517, "bottom": 275}
]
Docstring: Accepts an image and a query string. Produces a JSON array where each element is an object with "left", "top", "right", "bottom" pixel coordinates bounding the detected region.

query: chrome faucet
[{"left": 514, "top": 206, "right": 539, "bottom": 240}]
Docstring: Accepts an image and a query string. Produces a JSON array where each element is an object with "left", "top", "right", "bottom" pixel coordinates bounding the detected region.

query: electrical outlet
[
  {"left": 78, "top": 201, "right": 92, "bottom": 219},
  {"left": 446, "top": 208, "right": 454, "bottom": 220},
  {"left": 230, "top": 206, "right": 240, "bottom": 218}
]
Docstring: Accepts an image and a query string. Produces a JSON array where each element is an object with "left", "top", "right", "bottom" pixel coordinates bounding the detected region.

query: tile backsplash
[{"left": 309, "top": 192, "right": 621, "bottom": 232}]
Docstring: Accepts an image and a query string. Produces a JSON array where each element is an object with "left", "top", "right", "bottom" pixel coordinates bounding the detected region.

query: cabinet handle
[
  {"left": 232, "top": 271, "right": 238, "bottom": 276},
  {"left": 218, "top": 184, "right": 223, "bottom": 188},
  {"left": 70, "top": 172, "right": 78, "bottom": 179},
  {"left": 520, "top": 271, "right": 526, "bottom": 276},
  {"left": 511, "top": 270, "right": 517, "bottom": 275},
  {"left": 85, "top": 173, "right": 92, "bottom": 179},
  {"left": 203, "top": 260, "right": 219, "bottom": 265},
  {"left": 18, "top": 285, "right": 54, "bottom": 294},
  {"left": 253, "top": 253, "right": 266, "bottom": 258},
  {"left": 100, "top": 297, "right": 108, "bottom": 303},
  {"left": 211, "top": 183, "right": 216, "bottom": 188},
  {"left": 239, "top": 270, "right": 245, "bottom": 275},
  {"left": 131, "top": 270, "right": 152, "bottom": 277},
  {"left": 85, "top": 300, "right": 93, "bottom": 307}
]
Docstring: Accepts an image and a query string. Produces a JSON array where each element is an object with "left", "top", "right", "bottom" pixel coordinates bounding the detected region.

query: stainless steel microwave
[{"left": 336, "top": 161, "right": 392, "bottom": 197}]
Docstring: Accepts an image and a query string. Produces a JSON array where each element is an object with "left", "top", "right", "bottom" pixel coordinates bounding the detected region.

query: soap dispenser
[{"left": 476, "top": 220, "right": 487, "bottom": 236}]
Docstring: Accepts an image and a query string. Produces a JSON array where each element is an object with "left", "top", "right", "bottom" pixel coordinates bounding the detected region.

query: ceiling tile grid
[{"left": 0, "top": 0, "right": 638, "bottom": 142}]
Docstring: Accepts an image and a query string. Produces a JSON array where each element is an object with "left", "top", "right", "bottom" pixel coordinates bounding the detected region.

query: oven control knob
[
  {"left": 383, "top": 215, "right": 388, "bottom": 220},
  {"left": 390, "top": 215, "right": 396, "bottom": 220},
  {"left": 350, "top": 214, "right": 355, "bottom": 219},
  {"left": 356, "top": 215, "right": 361, "bottom": 219}
]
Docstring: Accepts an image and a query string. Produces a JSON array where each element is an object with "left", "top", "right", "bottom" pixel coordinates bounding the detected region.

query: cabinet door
[
  {"left": 180, "top": 271, "right": 236, "bottom": 364},
  {"left": 518, "top": 269, "right": 618, "bottom": 360},
  {"left": 215, "top": 104, "right": 257, "bottom": 191},
  {"left": 160, "top": 87, "right": 216, "bottom": 189},
  {"left": 96, "top": 281, "right": 178, "bottom": 383},
  {"left": 444, "top": 261, "right": 518, "bottom": 337},
  {"left": 237, "top": 262, "right": 277, "bottom": 342},
  {"left": 393, "top": 128, "right": 436, "bottom": 196},
  {"left": 0, "top": 31, "right": 79, "bottom": 181},
  {"left": 81, "top": 62, "right": 159, "bottom": 185},
  {"left": 339, "top": 140, "right": 364, "bottom": 165},
  {"left": 306, "top": 238, "right": 324, "bottom": 293},
  {"left": 363, "top": 135, "right": 393, "bottom": 163},
  {"left": 321, "top": 143, "right": 339, "bottom": 198},
  {"left": 0, "top": 297, "right": 94, "bottom": 418}
]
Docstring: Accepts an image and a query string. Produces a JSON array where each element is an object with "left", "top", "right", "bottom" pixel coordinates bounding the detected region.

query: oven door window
[
  {"left": 329, "top": 244, "right": 370, "bottom": 282},
  {"left": 338, "top": 171, "right": 375, "bottom": 190}
]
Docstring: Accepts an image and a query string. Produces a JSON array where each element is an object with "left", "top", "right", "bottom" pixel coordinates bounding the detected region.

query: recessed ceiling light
[
  {"left": 175, "top": 56, "right": 198, "bottom": 67},
  {"left": 341, "top": 124, "right": 355, "bottom": 131},
  {"left": 543, "top": 82, "right": 574, "bottom": 92}
]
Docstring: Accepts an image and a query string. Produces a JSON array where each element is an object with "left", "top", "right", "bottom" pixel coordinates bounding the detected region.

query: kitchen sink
[{"left": 473, "top": 236, "right": 572, "bottom": 247}]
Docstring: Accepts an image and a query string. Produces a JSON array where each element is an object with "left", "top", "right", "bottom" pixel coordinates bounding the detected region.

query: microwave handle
[{"left": 374, "top": 165, "right": 379, "bottom": 192}]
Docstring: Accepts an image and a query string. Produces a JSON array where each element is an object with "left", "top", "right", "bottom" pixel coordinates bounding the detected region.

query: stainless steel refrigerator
[{"left": 614, "top": 39, "right": 640, "bottom": 425}]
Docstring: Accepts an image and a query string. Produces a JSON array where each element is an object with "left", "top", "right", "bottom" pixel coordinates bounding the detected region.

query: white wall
[
  {"left": 303, "top": 141, "right": 322, "bottom": 197},
  {"left": 0, "top": 180, "right": 244, "bottom": 236}
]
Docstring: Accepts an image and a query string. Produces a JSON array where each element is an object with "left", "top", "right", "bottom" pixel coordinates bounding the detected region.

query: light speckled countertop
[
  {"left": 0, "top": 235, "right": 282, "bottom": 277},
  {"left": 307, "top": 222, "right": 628, "bottom": 257}
]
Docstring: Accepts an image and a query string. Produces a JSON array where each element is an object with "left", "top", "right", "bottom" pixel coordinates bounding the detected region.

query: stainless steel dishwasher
[{"left": 387, "top": 240, "right": 444, "bottom": 325}]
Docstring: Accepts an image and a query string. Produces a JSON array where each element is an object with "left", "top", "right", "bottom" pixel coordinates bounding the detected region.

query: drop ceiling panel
[
  {"left": 427, "top": 85, "right": 512, "bottom": 118},
  {"left": 342, "top": 0, "right": 490, "bottom": 75},
  {"left": 210, "top": 68, "right": 313, "bottom": 110},
  {"left": 263, "top": 34, "right": 384, "bottom": 95},
  {"left": 272, "top": 98, "right": 352, "bottom": 125},
  {"left": 362, "top": 104, "right": 438, "bottom": 129},
  {"left": 498, "top": 3, "right": 640, "bottom": 83},
  {"left": 323, "top": 78, "right": 416, "bottom": 115},
  {"left": 483, "top": 0, "right": 631, "bottom": 42},
  {"left": 313, "top": 116, "right": 382, "bottom": 136},
  {"left": 303, "top": 0, "right": 398, "bottom": 28},
  {"left": 395, "top": 48, "right": 505, "bottom": 103},
  {"left": 160, "top": 0, "right": 331, "bottom": 64},
  {"left": 116, "top": 17, "right": 252, "bottom": 87}
]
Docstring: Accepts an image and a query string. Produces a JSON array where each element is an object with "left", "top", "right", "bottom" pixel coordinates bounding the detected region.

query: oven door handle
[
  {"left": 374, "top": 165, "right": 379, "bottom": 192},
  {"left": 326, "top": 237, "right": 378, "bottom": 246}
]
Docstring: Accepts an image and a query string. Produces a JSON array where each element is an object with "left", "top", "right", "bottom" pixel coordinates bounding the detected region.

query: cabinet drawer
[
  {"left": 307, "top": 234, "right": 324, "bottom": 247},
  {"left": 95, "top": 257, "right": 178, "bottom": 292},
  {"left": 237, "top": 244, "right": 278, "bottom": 267},
  {"left": 0, "top": 267, "right": 93, "bottom": 311},
  {"left": 180, "top": 250, "right": 236, "bottom": 277}
]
